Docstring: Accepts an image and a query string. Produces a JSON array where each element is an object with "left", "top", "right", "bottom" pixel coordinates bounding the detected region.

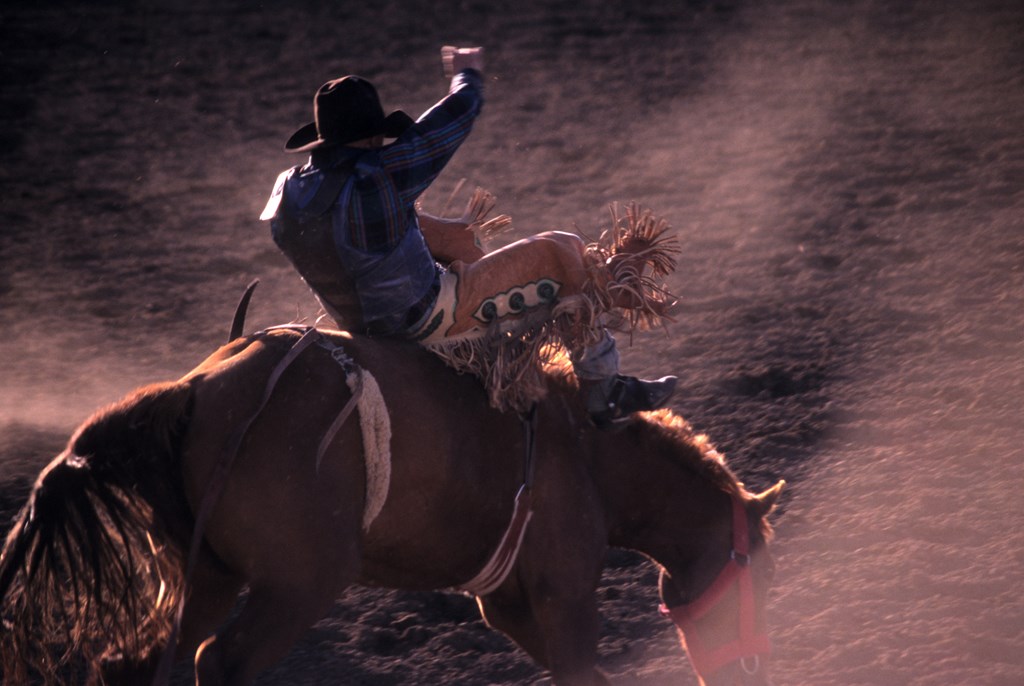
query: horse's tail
[{"left": 0, "top": 380, "right": 195, "bottom": 684}]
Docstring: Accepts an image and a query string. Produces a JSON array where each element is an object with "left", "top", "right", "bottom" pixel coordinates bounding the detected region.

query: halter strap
[{"left": 660, "top": 497, "right": 771, "bottom": 677}]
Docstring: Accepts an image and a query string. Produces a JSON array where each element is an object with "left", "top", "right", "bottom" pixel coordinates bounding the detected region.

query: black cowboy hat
[{"left": 284, "top": 75, "right": 414, "bottom": 153}]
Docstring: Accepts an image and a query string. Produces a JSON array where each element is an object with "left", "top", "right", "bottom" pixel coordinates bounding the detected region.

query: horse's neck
[{"left": 592, "top": 422, "right": 735, "bottom": 562}]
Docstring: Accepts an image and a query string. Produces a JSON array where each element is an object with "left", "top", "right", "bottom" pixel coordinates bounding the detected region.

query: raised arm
[{"left": 381, "top": 46, "right": 486, "bottom": 204}]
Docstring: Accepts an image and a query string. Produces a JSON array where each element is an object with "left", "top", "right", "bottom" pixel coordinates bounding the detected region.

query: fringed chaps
[{"left": 411, "top": 203, "right": 679, "bottom": 413}]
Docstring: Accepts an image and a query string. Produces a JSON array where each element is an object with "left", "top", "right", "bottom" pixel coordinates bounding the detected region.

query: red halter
[{"left": 660, "top": 497, "right": 772, "bottom": 677}]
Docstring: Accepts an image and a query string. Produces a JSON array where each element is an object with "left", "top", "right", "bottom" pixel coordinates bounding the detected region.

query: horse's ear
[{"left": 750, "top": 480, "right": 785, "bottom": 517}]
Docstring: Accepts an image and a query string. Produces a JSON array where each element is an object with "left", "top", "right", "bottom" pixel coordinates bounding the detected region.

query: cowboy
[{"left": 261, "top": 46, "right": 676, "bottom": 426}]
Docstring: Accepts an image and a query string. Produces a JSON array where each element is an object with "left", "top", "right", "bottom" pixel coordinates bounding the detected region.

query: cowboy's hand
[{"left": 442, "top": 46, "right": 484, "bottom": 78}]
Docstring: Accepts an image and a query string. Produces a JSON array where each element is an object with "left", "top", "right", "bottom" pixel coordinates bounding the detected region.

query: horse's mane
[
  {"left": 637, "top": 409, "right": 745, "bottom": 499},
  {"left": 639, "top": 410, "right": 777, "bottom": 543},
  {"left": 540, "top": 354, "right": 742, "bottom": 499},
  {"left": 541, "top": 354, "right": 778, "bottom": 543}
]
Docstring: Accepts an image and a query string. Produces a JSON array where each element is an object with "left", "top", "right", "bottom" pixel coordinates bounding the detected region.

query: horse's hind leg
[
  {"left": 190, "top": 498, "right": 363, "bottom": 685},
  {"left": 193, "top": 581, "right": 344, "bottom": 686},
  {"left": 91, "top": 546, "right": 244, "bottom": 685}
]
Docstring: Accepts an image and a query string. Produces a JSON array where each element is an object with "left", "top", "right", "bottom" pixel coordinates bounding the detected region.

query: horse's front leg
[
  {"left": 475, "top": 431, "right": 611, "bottom": 685},
  {"left": 478, "top": 569, "right": 611, "bottom": 686}
]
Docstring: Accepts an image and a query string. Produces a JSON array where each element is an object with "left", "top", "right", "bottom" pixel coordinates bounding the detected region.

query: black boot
[{"left": 583, "top": 374, "right": 678, "bottom": 429}]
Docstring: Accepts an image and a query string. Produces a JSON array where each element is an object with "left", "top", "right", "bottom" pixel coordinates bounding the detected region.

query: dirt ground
[{"left": 1, "top": 0, "right": 1022, "bottom": 684}]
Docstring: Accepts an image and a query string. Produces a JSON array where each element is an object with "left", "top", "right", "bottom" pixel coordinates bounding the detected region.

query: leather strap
[{"left": 459, "top": 404, "right": 538, "bottom": 596}]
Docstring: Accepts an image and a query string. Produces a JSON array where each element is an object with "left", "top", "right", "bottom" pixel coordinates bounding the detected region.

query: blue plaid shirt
[
  {"left": 273, "top": 68, "right": 484, "bottom": 334},
  {"left": 311, "top": 69, "right": 484, "bottom": 252}
]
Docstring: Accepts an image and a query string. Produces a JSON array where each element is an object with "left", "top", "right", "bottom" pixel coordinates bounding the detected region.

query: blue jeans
[{"left": 570, "top": 329, "right": 620, "bottom": 381}]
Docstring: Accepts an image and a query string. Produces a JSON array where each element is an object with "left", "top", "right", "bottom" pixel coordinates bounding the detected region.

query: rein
[
  {"left": 152, "top": 326, "right": 359, "bottom": 686},
  {"left": 660, "top": 497, "right": 772, "bottom": 677}
]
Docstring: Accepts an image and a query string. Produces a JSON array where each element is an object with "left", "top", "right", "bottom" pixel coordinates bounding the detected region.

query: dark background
[{"left": 1, "top": 1, "right": 1022, "bottom": 683}]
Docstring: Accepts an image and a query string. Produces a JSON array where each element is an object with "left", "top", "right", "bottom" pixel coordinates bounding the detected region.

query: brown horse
[{"left": 0, "top": 324, "right": 783, "bottom": 686}]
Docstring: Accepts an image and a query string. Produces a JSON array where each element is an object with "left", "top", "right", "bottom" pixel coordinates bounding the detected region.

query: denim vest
[{"left": 267, "top": 156, "right": 439, "bottom": 335}]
